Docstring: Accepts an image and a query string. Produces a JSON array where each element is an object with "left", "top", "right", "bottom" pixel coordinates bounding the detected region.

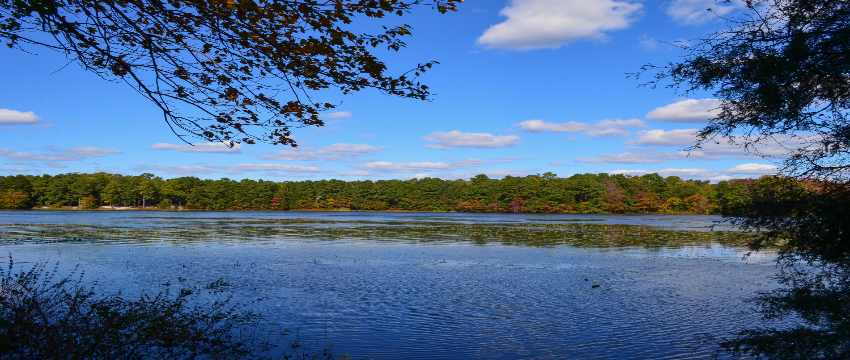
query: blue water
[{"left": 0, "top": 211, "right": 781, "bottom": 359}]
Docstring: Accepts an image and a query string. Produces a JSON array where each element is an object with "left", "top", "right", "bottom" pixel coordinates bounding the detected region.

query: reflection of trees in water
[
  {"left": 602, "top": 224, "right": 626, "bottom": 245},
  {"left": 720, "top": 260, "right": 850, "bottom": 358},
  {"left": 0, "top": 220, "right": 754, "bottom": 249}
]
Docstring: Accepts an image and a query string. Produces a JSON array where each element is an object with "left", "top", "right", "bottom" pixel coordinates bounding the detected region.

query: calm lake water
[{"left": 0, "top": 211, "right": 785, "bottom": 359}]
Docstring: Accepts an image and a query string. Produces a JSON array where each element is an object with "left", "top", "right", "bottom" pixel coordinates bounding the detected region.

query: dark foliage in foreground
[
  {"left": 719, "top": 260, "right": 850, "bottom": 359},
  {"left": 638, "top": 0, "right": 850, "bottom": 357},
  {"left": 0, "top": 258, "right": 340, "bottom": 359},
  {"left": 712, "top": 180, "right": 850, "bottom": 359}
]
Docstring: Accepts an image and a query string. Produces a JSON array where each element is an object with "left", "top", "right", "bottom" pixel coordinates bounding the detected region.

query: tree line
[{"left": 0, "top": 171, "right": 773, "bottom": 214}]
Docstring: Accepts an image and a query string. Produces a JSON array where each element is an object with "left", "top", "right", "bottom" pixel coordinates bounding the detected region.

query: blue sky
[{"left": 0, "top": 0, "right": 783, "bottom": 182}]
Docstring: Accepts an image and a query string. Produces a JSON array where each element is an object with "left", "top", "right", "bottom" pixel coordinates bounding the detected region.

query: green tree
[{"left": 134, "top": 173, "right": 160, "bottom": 208}]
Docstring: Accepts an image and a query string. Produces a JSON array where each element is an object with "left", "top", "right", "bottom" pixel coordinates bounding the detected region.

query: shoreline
[{"left": 10, "top": 207, "right": 707, "bottom": 215}]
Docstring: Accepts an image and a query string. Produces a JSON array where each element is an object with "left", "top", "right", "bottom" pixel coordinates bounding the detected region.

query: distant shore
[{"left": 12, "top": 206, "right": 704, "bottom": 215}]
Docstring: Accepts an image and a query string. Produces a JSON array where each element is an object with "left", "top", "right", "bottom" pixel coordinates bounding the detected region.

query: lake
[{"left": 0, "top": 211, "right": 785, "bottom": 359}]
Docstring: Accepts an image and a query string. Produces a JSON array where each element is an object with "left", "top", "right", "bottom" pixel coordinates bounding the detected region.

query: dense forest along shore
[{"left": 0, "top": 171, "right": 798, "bottom": 214}]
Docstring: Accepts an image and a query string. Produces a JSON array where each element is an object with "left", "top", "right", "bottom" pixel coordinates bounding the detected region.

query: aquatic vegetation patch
[{"left": 0, "top": 218, "right": 763, "bottom": 248}]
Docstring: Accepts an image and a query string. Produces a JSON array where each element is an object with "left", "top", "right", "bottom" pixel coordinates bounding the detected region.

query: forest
[{"left": 0, "top": 171, "right": 770, "bottom": 214}]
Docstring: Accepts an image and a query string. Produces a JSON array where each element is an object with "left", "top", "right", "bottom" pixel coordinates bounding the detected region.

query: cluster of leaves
[
  {"left": 0, "top": 171, "right": 734, "bottom": 214},
  {"left": 0, "top": 189, "right": 28, "bottom": 210},
  {"left": 0, "top": 0, "right": 460, "bottom": 146},
  {"left": 0, "top": 258, "right": 341, "bottom": 359},
  {"left": 638, "top": 0, "right": 850, "bottom": 181}
]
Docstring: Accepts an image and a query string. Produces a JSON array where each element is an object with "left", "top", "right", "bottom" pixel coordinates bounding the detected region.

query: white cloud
[
  {"left": 492, "top": 156, "right": 535, "bottom": 163},
  {"left": 577, "top": 136, "right": 797, "bottom": 164},
  {"left": 62, "top": 147, "right": 123, "bottom": 157},
  {"left": 320, "top": 143, "right": 384, "bottom": 156},
  {"left": 517, "top": 119, "right": 646, "bottom": 138},
  {"left": 0, "top": 167, "right": 28, "bottom": 172},
  {"left": 338, "top": 171, "right": 371, "bottom": 176},
  {"left": 322, "top": 111, "right": 352, "bottom": 119},
  {"left": 258, "top": 148, "right": 319, "bottom": 161},
  {"left": 576, "top": 152, "right": 670, "bottom": 164},
  {"left": 424, "top": 131, "right": 520, "bottom": 149},
  {"left": 149, "top": 142, "right": 241, "bottom": 154},
  {"left": 216, "top": 164, "right": 325, "bottom": 173},
  {"left": 477, "top": 0, "right": 643, "bottom": 50},
  {"left": 645, "top": 99, "right": 721, "bottom": 123},
  {"left": 638, "top": 34, "right": 660, "bottom": 51},
  {"left": 259, "top": 143, "right": 385, "bottom": 161},
  {"left": 432, "top": 169, "right": 532, "bottom": 180},
  {"left": 357, "top": 133, "right": 377, "bottom": 138},
  {"left": 515, "top": 119, "right": 589, "bottom": 133},
  {"left": 398, "top": 173, "right": 432, "bottom": 180},
  {"left": 723, "top": 163, "right": 779, "bottom": 174},
  {"left": 0, "top": 146, "right": 122, "bottom": 165},
  {"left": 626, "top": 129, "right": 699, "bottom": 146},
  {"left": 0, "top": 109, "right": 43, "bottom": 125},
  {"left": 354, "top": 159, "right": 485, "bottom": 174},
  {"left": 133, "top": 165, "right": 214, "bottom": 175},
  {"left": 607, "top": 167, "right": 732, "bottom": 181},
  {"left": 583, "top": 119, "right": 647, "bottom": 138},
  {"left": 666, "top": 0, "right": 741, "bottom": 26},
  {"left": 685, "top": 138, "right": 791, "bottom": 160}
]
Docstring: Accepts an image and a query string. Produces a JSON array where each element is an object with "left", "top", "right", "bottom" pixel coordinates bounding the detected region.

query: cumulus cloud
[
  {"left": 398, "top": 173, "right": 433, "bottom": 180},
  {"left": 338, "top": 170, "right": 371, "bottom": 176},
  {"left": 477, "top": 0, "right": 643, "bottom": 50},
  {"left": 0, "top": 146, "right": 122, "bottom": 167},
  {"left": 626, "top": 129, "right": 699, "bottom": 146},
  {"left": 607, "top": 168, "right": 732, "bottom": 181},
  {"left": 492, "top": 156, "right": 535, "bottom": 163},
  {"left": 666, "top": 0, "right": 741, "bottom": 26},
  {"left": 516, "top": 120, "right": 589, "bottom": 133},
  {"left": 215, "top": 164, "right": 325, "bottom": 173},
  {"left": 258, "top": 149, "right": 319, "bottom": 161},
  {"left": 584, "top": 119, "right": 647, "bottom": 138},
  {"left": 0, "top": 167, "right": 28, "bottom": 172},
  {"left": 149, "top": 142, "right": 242, "bottom": 154},
  {"left": 576, "top": 152, "right": 671, "bottom": 164},
  {"left": 432, "top": 169, "right": 532, "bottom": 180},
  {"left": 322, "top": 111, "right": 352, "bottom": 119},
  {"left": 61, "top": 147, "right": 123, "bottom": 157},
  {"left": 645, "top": 99, "right": 721, "bottom": 123},
  {"left": 133, "top": 165, "right": 214, "bottom": 175},
  {"left": 131, "top": 163, "right": 327, "bottom": 175},
  {"left": 517, "top": 119, "right": 646, "bottom": 138},
  {"left": 723, "top": 163, "right": 779, "bottom": 174},
  {"left": 354, "top": 159, "right": 485, "bottom": 174},
  {"left": 686, "top": 138, "right": 793, "bottom": 160},
  {"left": 259, "top": 143, "right": 385, "bottom": 161},
  {"left": 0, "top": 109, "right": 43, "bottom": 125},
  {"left": 577, "top": 135, "right": 797, "bottom": 164},
  {"left": 638, "top": 34, "right": 661, "bottom": 51},
  {"left": 424, "top": 131, "right": 520, "bottom": 149},
  {"left": 320, "top": 143, "right": 384, "bottom": 157}
]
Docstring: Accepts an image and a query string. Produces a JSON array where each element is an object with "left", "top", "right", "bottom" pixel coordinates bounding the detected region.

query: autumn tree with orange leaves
[{"left": 1, "top": 0, "right": 461, "bottom": 147}]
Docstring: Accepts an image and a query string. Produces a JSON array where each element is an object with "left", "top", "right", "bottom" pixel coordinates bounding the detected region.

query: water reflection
[
  {"left": 0, "top": 212, "right": 784, "bottom": 359},
  {"left": 0, "top": 214, "right": 757, "bottom": 248}
]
